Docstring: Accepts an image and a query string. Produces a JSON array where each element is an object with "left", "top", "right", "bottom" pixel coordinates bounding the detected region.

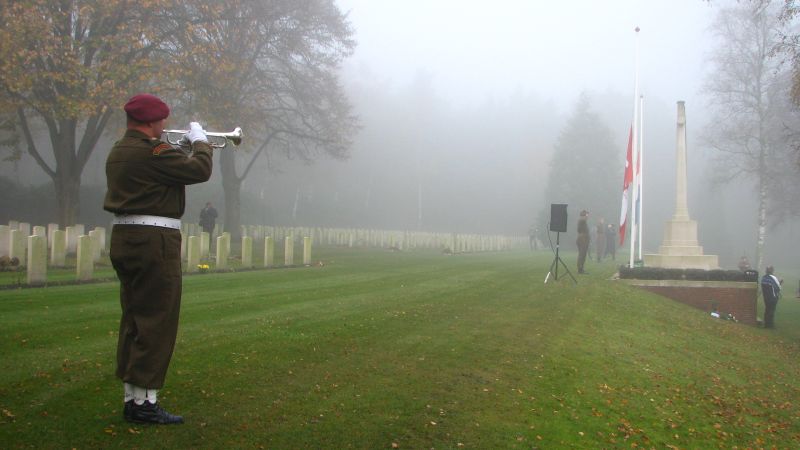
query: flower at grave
[
  {"left": 725, "top": 313, "right": 738, "bottom": 322},
  {"left": 198, "top": 264, "right": 210, "bottom": 273}
]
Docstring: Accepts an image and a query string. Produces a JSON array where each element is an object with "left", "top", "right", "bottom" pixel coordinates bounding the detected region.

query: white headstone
[
  {"left": 9, "top": 229, "right": 26, "bottom": 266},
  {"left": 33, "top": 226, "right": 46, "bottom": 252},
  {"left": 284, "top": 236, "right": 294, "bottom": 266},
  {"left": 200, "top": 231, "right": 210, "bottom": 259},
  {"left": 264, "top": 236, "right": 274, "bottom": 268},
  {"left": 241, "top": 236, "right": 253, "bottom": 268},
  {"left": 18, "top": 222, "right": 31, "bottom": 237},
  {"left": 94, "top": 227, "right": 106, "bottom": 255},
  {"left": 216, "top": 233, "right": 230, "bottom": 270},
  {"left": 65, "top": 226, "right": 78, "bottom": 254},
  {"left": 47, "top": 223, "right": 58, "bottom": 247},
  {"left": 0, "top": 225, "right": 9, "bottom": 257},
  {"left": 27, "top": 235, "right": 47, "bottom": 285},
  {"left": 303, "top": 236, "right": 312, "bottom": 266},
  {"left": 8, "top": 220, "right": 19, "bottom": 230},
  {"left": 180, "top": 231, "right": 186, "bottom": 260},
  {"left": 51, "top": 229, "right": 67, "bottom": 267},
  {"left": 186, "top": 235, "right": 200, "bottom": 272},
  {"left": 74, "top": 224, "right": 85, "bottom": 235},
  {"left": 88, "top": 230, "right": 102, "bottom": 262},
  {"left": 76, "top": 235, "right": 93, "bottom": 281}
]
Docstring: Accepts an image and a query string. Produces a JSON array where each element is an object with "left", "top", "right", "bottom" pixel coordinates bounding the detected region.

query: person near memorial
[
  {"left": 104, "top": 93, "right": 213, "bottom": 424},
  {"left": 576, "top": 210, "right": 590, "bottom": 274},
  {"left": 738, "top": 255, "right": 751, "bottom": 272},
  {"left": 605, "top": 223, "right": 616, "bottom": 261},
  {"left": 528, "top": 224, "right": 538, "bottom": 251},
  {"left": 594, "top": 217, "right": 606, "bottom": 262},
  {"left": 760, "top": 265, "right": 782, "bottom": 329},
  {"left": 199, "top": 202, "right": 218, "bottom": 235}
]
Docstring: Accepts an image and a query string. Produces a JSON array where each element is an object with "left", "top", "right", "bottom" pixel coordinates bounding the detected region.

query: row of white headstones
[
  {"left": 0, "top": 222, "right": 106, "bottom": 285},
  {"left": 2, "top": 220, "right": 526, "bottom": 286}
]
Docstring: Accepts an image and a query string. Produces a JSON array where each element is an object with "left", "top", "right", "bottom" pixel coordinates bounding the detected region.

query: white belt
[{"left": 113, "top": 214, "right": 181, "bottom": 230}]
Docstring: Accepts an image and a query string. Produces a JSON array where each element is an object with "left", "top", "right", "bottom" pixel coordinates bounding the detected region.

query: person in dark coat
[
  {"left": 605, "top": 223, "right": 616, "bottom": 260},
  {"left": 104, "top": 93, "right": 213, "bottom": 424},
  {"left": 576, "top": 210, "right": 590, "bottom": 274},
  {"left": 760, "top": 265, "right": 782, "bottom": 329},
  {"left": 199, "top": 202, "right": 218, "bottom": 235}
]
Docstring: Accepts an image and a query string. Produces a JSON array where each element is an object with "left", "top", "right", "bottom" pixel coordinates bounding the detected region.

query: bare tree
[
  {"left": 176, "top": 0, "right": 357, "bottom": 239},
  {"left": 702, "top": 2, "right": 792, "bottom": 271},
  {"left": 0, "top": 1, "right": 191, "bottom": 226}
]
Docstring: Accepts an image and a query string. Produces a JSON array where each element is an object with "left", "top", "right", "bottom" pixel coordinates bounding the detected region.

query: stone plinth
[{"left": 645, "top": 218, "right": 719, "bottom": 269}]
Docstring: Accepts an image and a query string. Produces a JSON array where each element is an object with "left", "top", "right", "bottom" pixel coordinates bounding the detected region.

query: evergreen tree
[{"left": 543, "top": 93, "right": 620, "bottom": 234}]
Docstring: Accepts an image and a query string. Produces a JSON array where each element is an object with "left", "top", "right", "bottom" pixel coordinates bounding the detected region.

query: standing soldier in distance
[
  {"left": 576, "top": 210, "right": 590, "bottom": 274},
  {"left": 605, "top": 223, "right": 616, "bottom": 261},
  {"left": 104, "top": 93, "right": 213, "bottom": 424},
  {"left": 594, "top": 217, "right": 606, "bottom": 262}
]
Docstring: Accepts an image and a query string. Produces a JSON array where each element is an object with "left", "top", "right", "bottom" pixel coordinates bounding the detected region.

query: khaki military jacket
[{"left": 104, "top": 130, "right": 213, "bottom": 219}]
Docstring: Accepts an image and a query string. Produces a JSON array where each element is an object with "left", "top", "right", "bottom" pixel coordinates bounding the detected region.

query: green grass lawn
[{"left": 1, "top": 247, "right": 799, "bottom": 448}]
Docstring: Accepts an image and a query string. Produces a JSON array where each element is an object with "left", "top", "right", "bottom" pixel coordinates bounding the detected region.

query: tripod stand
[{"left": 545, "top": 231, "right": 576, "bottom": 284}]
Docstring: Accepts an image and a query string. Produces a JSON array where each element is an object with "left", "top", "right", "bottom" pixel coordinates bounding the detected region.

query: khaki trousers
[{"left": 110, "top": 225, "right": 182, "bottom": 389}]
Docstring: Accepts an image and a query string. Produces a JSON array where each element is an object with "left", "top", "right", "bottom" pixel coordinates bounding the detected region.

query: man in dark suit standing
[
  {"left": 199, "top": 202, "right": 218, "bottom": 235},
  {"left": 576, "top": 210, "right": 590, "bottom": 274}
]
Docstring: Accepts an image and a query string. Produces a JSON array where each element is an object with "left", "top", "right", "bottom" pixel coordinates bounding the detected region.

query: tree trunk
[
  {"left": 53, "top": 124, "right": 81, "bottom": 227},
  {"left": 755, "top": 173, "right": 768, "bottom": 273},
  {"left": 54, "top": 172, "right": 81, "bottom": 227},
  {"left": 220, "top": 150, "right": 242, "bottom": 241}
]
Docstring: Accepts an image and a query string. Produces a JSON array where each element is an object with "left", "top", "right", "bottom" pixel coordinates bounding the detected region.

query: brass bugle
[{"left": 162, "top": 127, "right": 243, "bottom": 148}]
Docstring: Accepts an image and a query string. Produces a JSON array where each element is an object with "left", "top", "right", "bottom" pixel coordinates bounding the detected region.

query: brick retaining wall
[{"left": 621, "top": 280, "right": 758, "bottom": 326}]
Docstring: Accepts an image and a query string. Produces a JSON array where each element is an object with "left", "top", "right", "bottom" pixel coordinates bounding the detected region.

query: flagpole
[
  {"left": 637, "top": 94, "right": 644, "bottom": 260},
  {"left": 629, "top": 26, "right": 640, "bottom": 269}
]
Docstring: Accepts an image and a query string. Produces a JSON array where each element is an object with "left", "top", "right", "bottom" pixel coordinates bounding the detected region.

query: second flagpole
[{"left": 629, "top": 26, "right": 640, "bottom": 269}]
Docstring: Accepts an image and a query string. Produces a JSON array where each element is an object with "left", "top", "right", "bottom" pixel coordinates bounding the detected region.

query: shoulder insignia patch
[{"left": 152, "top": 143, "right": 173, "bottom": 156}]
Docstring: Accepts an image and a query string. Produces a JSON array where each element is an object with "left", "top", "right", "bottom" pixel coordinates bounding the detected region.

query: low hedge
[{"left": 619, "top": 266, "right": 758, "bottom": 282}]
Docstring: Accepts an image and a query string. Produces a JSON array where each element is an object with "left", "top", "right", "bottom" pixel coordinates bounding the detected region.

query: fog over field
[
  {"left": 2, "top": 0, "right": 798, "bottom": 269},
  {"left": 288, "top": 0, "right": 796, "bottom": 268}
]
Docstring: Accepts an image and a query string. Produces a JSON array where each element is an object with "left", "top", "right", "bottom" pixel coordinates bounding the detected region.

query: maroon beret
[{"left": 124, "top": 93, "right": 170, "bottom": 123}]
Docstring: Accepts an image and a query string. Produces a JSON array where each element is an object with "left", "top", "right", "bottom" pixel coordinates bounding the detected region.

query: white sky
[{"left": 336, "top": 0, "right": 718, "bottom": 111}]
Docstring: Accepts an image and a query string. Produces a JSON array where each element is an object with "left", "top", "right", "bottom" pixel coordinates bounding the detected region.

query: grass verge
[{"left": 1, "top": 248, "right": 799, "bottom": 448}]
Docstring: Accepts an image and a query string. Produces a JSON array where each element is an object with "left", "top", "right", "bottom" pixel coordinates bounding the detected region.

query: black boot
[{"left": 124, "top": 400, "right": 184, "bottom": 424}]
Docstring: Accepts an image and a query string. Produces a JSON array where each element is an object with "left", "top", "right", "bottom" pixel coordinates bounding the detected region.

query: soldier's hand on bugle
[{"left": 185, "top": 122, "right": 208, "bottom": 144}]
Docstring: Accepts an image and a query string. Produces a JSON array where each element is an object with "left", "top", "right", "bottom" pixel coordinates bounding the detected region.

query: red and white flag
[{"left": 619, "top": 125, "right": 634, "bottom": 246}]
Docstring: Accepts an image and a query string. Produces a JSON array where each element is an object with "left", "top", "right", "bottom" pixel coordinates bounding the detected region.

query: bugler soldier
[{"left": 104, "top": 93, "right": 213, "bottom": 424}]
